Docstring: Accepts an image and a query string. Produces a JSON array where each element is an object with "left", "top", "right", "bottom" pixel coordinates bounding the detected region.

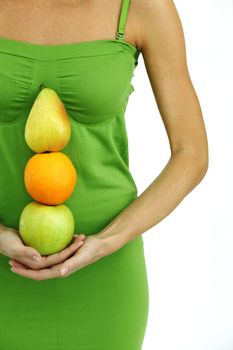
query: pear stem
[{"left": 40, "top": 84, "right": 46, "bottom": 91}]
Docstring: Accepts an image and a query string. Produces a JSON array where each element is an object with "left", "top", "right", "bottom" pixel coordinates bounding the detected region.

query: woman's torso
[{"left": 0, "top": 0, "right": 141, "bottom": 235}]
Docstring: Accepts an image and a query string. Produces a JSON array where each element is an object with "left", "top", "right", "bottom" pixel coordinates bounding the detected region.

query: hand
[
  {"left": 9, "top": 233, "right": 110, "bottom": 281},
  {"left": 0, "top": 223, "right": 85, "bottom": 271}
]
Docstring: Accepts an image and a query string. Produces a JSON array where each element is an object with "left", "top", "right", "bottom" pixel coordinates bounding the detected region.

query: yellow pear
[{"left": 25, "top": 85, "right": 71, "bottom": 153}]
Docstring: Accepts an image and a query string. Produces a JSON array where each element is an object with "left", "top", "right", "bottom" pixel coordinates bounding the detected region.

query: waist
[{"left": 0, "top": 181, "right": 137, "bottom": 234}]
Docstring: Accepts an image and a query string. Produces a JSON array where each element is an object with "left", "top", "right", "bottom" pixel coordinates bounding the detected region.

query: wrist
[{"left": 95, "top": 220, "right": 130, "bottom": 256}]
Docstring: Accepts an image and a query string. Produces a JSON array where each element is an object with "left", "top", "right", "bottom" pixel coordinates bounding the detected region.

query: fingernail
[
  {"left": 10, "top": 267, "right": 16, "bottom": 273},
  {"left": 32, "top": 255, "right": 40, "bottom": 261},
  {"left": 60, "top": 266, "right": 69, "bottom": 276},
  {"left": 9, "top": 260, "right": 13, "bottom": 266}
]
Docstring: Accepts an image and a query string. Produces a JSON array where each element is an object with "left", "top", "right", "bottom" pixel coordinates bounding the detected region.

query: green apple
[{"left": 19, "top": 201, "right": 75, "bottom": 256}]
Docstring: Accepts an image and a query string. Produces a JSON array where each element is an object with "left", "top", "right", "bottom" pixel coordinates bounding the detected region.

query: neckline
[{"left": 0, "top": 35, "right": 140, "bottom": 53}]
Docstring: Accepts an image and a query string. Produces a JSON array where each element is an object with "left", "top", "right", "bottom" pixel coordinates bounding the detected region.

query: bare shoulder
[
  {"left": 130, "top": 0, "right": 191, "bottom": 91},
  {"left": 131, "top": 0, "right": 187, "bottom": 65}
]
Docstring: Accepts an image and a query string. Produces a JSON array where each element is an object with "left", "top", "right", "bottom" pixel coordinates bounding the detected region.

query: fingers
[
  {"left": 8, "top": 234, "right": 105, "bottom": 281},
  {"left": 10, "top": 241, "right": 88, "bottom": 281},
  {"left": 59, "top": 249, "right": 90, "bottom": 278},
  {"left": 10, "top": 234, "right": 86, "bottom": 270},
  {"left": 10, "top": 245, "right": 42, "bottom": 269},
  {"left": 38, "top": 234, "right": 86, "bottom": 268}
]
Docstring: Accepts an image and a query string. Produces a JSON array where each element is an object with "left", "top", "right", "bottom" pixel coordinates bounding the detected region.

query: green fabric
[{"left": 0, "top": 0, "right": 149, "bottom": 348}]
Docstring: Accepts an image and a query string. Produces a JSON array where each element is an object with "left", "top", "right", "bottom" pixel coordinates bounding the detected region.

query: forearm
[{"left": 97, "top": 151, "right": 208, "bottom": 253}]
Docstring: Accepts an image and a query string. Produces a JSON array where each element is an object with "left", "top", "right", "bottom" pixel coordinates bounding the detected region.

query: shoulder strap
[{"left": 116, "top": 0, "right": 131, "bottom": 41}]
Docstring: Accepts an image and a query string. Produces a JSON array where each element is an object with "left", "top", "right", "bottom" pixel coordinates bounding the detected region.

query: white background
[{"left": 125, "top": 1, "right": 233, "bottom": 349}]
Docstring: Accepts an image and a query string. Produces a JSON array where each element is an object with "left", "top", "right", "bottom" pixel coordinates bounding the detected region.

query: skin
[{"left": 0, "top": 0, "right": 208, "bottom": 280}]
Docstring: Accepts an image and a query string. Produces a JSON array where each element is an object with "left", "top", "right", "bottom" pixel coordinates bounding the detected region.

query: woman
[{"left": 0, "top": 0, "right": 208, "bottom": 349}]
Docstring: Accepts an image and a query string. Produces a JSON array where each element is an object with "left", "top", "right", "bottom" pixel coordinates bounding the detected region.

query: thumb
[{"left": 21, "top": 246, "right": 42, "bottom": 262}]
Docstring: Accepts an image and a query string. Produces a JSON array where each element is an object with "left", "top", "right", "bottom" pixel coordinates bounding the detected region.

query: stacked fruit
[{"left": 19, "top": 85, "right": 77, "bottom": 256}]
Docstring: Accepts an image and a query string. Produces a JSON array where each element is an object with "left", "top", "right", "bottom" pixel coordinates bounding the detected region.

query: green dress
[{"left": 0, "top": 0, "right": 149, "bottom": 349}]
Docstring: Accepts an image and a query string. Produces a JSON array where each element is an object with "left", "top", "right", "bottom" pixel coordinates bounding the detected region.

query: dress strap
[{"left": 116, "top": 0, "right": 131, "bottom": 41}]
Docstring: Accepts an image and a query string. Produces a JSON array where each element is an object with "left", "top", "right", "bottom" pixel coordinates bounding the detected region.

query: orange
[{"left": 24, "top": 152, "right": 77, "bottom": 205}]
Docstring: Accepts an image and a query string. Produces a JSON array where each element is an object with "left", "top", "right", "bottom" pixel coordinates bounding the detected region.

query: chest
[
  {"left": 0, "top": 41, "right": 137, "bottom": 126},
  {"left": 0, "top": 0, "right": 138, "bottom": 126},
  {"left": 0, "top": 1, "right": 115, "bottom": 45}
]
